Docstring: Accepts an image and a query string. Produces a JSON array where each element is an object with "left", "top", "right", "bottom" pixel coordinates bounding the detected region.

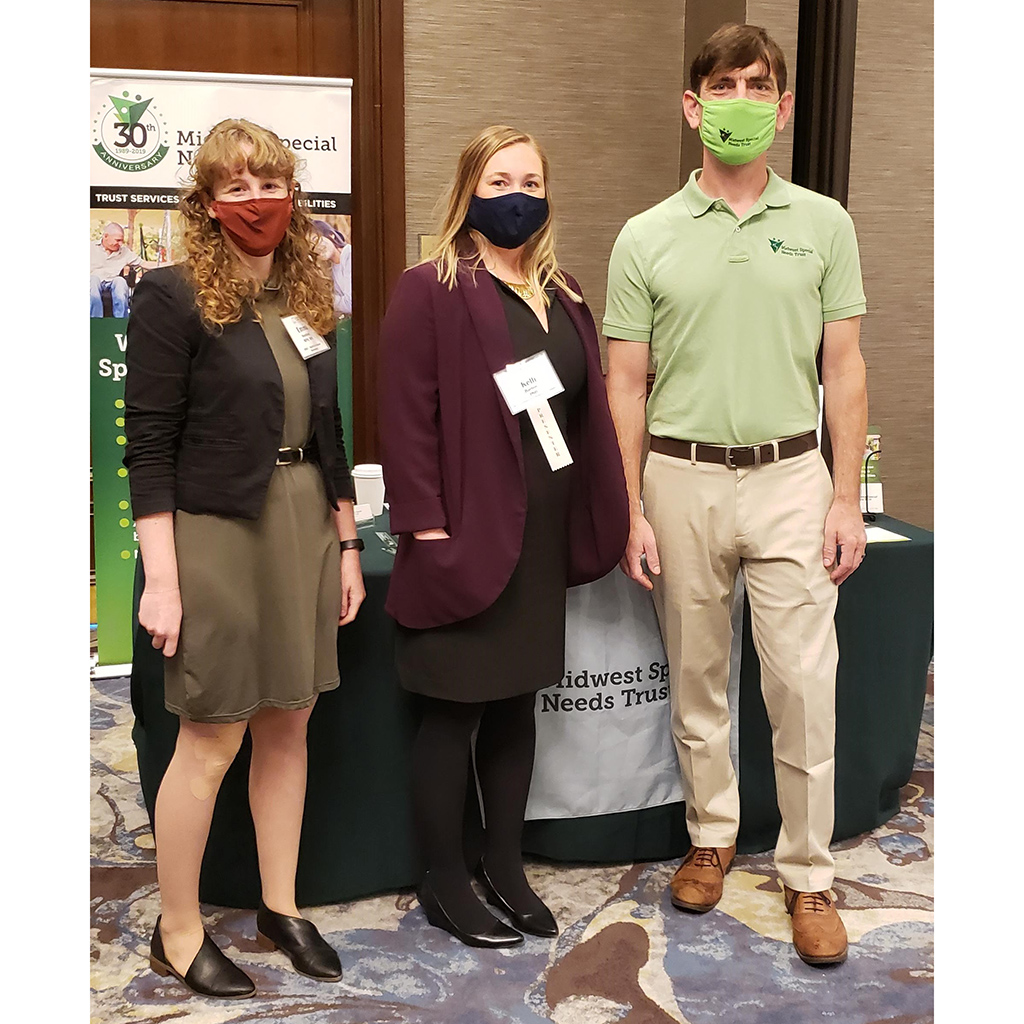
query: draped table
[{"left": 130, "top": 512, "right": 933, "bottom": 906}]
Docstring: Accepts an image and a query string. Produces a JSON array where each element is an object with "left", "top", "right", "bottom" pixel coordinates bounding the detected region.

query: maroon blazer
[{"left": 379, "top": 259, "right": 629, "bottom": 629}]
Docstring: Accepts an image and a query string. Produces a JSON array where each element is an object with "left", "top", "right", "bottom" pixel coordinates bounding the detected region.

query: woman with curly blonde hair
[{"left": 124, "top": 118, "right": 365, "bottom": 998}]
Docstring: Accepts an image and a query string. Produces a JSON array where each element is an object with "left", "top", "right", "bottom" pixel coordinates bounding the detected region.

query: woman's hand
[
  {"left": 339, "top": 550, "right": 366, "bottom": 626},
  {"left": 413, "top": 528, "right": 450, "bottom": 541},
  {"left": 139, "top": 586, "right": 183, "bottom": 657}
]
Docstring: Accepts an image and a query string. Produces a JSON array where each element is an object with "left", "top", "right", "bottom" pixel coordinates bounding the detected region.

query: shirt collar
[
  {"left": 680, "top": 166, "right": 792, "bottom": 217},
  {"left": 761, "top": 167, "right": 791, "bottom": 208}
]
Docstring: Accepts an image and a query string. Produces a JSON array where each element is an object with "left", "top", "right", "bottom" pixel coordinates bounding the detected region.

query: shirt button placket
[{"left": 728, "top": 220, "right": 749, "bottom": 263}]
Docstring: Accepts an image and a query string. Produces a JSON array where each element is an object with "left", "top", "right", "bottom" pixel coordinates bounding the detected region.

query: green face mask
[{"left": 695, "top": 95, "right": 781, "bottom": 165}]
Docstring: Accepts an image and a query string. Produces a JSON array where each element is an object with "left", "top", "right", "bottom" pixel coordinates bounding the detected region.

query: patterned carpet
[{"left": 91, "top": 672, "right": 933, "bottom": 1023}]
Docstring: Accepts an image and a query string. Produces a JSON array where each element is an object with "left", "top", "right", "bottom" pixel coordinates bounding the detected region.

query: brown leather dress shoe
[
  {"left": 669, "top": 843, "right": 736, "bottom": 912},
  {"left": 783, "top": 886, "right": 849, "bottom": 965}
]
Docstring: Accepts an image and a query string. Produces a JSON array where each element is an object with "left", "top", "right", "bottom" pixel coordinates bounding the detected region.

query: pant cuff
[
  {"left": 776, "top": 867, "right": 835, "bottom": 893},
  {"left": 689, "top": 829, "right": 739, "bottom": 849}
]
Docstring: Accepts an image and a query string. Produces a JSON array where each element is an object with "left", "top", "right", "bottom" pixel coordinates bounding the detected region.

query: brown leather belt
[{"left": 650, "top": 430, "right": 817, "bottom": 468}]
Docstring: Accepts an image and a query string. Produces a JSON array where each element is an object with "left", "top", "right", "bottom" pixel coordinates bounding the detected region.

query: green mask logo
[
  {"left": 769, "top": 237, "right": 784, "bottom": 253},
  {"left": 93, "top": 88, "right": 170, "bottom": 173},
  {"left": 696, "top": 95, "right": 780, "bottom": 166}
]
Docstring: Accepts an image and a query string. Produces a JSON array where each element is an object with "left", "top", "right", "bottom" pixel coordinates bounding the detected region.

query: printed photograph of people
[{"left": 90, "top": 211, "right": 178, "bottom": 318}]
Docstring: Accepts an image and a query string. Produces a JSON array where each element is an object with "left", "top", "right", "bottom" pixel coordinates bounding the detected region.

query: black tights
[{"left": 411, "top": 691, "right": 545, "bottom": 930}]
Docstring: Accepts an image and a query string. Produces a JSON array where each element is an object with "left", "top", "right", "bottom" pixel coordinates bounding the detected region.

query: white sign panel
[
  {"left": 526, "top": 570, "right": 685, "bottom": 820},
  {"left": 526, "top": 569, "right": 748, "bottom": 821},
  {"left": 89, "top": 70, "right": 351, "bottom": 213}
]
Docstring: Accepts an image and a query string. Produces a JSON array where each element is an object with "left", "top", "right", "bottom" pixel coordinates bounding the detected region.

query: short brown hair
[{"left": 689, "top": 23, "right": 788, "bottom": 96}]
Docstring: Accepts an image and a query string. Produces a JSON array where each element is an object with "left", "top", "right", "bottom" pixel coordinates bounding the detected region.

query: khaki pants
[{"left": 643, "top": 447, "right": 839, "bottom": 893}]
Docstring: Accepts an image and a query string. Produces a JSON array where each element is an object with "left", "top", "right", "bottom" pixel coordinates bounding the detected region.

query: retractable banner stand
[{"left": 89, "top": 70, "right": 353, "bottom": 669}]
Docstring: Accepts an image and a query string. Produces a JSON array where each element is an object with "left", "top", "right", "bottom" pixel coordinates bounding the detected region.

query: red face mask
[{"left": 210, "top": 194, "right": 293, "bottom": 256}]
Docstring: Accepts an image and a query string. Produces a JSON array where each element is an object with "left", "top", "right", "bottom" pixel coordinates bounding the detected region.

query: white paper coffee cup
[{"left": 351, "top": 464, "right": 385, "bottom": 516}]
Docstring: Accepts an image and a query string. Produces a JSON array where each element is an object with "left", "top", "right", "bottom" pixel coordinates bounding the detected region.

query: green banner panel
[{"left": 91, "top": 317, "right": 136, "bottom": 665}]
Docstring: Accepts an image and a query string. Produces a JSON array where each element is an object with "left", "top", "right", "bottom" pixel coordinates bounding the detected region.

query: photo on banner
[{"left": 89, "top": 70, "right": 352, "bottom": 668}]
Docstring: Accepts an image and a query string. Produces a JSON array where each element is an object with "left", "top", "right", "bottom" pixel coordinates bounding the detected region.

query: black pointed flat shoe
[
  {"left": 149, "top": 916, "right": 256, "bottom": 999},
  {"left": 417, "top": 872, "right": 523, "bottom": 948},
  {"left": 476, "top": 861, "right": 559, "bottom": 938},
  {"left": 256, "top": 902, "right": 343, "bottom": 981}
]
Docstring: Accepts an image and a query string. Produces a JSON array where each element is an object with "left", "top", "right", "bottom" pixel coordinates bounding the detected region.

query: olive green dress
[{"left": 163, "top": 286, "right": 342, "bottom": 723}]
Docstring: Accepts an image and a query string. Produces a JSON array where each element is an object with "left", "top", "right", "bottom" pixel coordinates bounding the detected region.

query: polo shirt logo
[
  {"left": 768, "top": 238, "right": 814, "bottom": 257},
  {"left": 719, "top": 129, "right": 732, "bottom": 141}
]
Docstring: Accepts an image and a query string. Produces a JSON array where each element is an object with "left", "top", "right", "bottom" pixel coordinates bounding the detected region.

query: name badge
[
  {"left": 281, "top": 314, "right": 330, "bottom": 360},
  {"left": 493, "top": 351, "right": 573, "bottom": 472},
  {"left": 493, "top": 351, "right": 564, "bottom": 415}
]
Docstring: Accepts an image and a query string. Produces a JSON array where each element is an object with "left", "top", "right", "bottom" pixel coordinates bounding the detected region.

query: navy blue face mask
[{"left": 466, "top": 191, "right": 549, "bottom": 250}]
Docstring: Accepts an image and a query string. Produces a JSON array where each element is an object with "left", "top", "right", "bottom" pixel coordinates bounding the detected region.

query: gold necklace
[{"left": 501, "top": 279, "right": 534, "bottom": 301}]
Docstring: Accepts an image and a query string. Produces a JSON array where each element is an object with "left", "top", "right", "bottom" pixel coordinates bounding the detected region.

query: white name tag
[
  {"left": 493, "top": 351, "right": 565, "bottom": 415},
  {"left": 493, "top": 352, "right": 572, "bottom": 472},
  {"left": 281, "top": 314, "right": 330, "bottom": 360}
]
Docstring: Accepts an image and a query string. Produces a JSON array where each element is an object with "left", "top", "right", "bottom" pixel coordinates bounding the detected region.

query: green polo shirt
[{"left": 603, "top": 167, "right": 866, "bottom": 445}]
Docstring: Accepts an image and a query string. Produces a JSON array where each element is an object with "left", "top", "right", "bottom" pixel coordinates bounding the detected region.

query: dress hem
[{"left": 164, "top": 676, "right": 341, "bottom": 724}]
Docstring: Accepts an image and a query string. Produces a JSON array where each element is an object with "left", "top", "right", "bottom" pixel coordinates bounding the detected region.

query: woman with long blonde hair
[
  {"left": 379, "top": 125, "right": 629, "bottom": 947},
  {"left": 124, "top": 118, "right": 365, "bottom": 997}
]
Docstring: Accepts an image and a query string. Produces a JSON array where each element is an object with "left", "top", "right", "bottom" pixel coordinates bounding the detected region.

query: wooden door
[{"left": 90, "top": 0, "right": 404, "bottom": 461}]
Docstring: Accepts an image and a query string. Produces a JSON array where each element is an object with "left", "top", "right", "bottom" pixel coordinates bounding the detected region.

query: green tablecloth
[{"left": 130, "top": 512, "right": 932, "bottom": 906}]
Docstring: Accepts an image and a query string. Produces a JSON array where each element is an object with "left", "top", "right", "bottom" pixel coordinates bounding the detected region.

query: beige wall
[
  {"left": 403, "top": 1, "right": 933, "bottom": 526},
  {"left": 848, "top": 1, "right": 934, "bottom": 528},
  {"left": 404, "top": 0, "right": 686, "bottom": 334}
]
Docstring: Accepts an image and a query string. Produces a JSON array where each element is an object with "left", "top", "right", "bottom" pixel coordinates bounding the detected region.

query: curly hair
[{"left": 178, "top": 118, "right": 336, "bottom": 335}]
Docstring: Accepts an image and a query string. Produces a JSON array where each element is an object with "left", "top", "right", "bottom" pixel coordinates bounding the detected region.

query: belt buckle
[
  {"left": 724, "top": 444, "right": 752, "bottom": 468},
  {"left": 276, "top": 446, "right": 303, "bottom": 466}
]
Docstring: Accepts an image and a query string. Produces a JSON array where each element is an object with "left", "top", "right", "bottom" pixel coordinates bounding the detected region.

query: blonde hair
[
  {"left": 178, "top": 118, "right": 336, "bottom": 334},
  {"left": 422, "top": 125, "right": 581, "bottom": 305}
]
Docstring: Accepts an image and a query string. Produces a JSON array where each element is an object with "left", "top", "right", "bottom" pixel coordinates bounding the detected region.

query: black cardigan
[{"left": 123, "top": 266, "right": 355, "bottom": 520}]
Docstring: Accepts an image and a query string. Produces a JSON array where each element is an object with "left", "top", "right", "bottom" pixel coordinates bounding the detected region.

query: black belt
[
  {"left": 650, "top": 430, "right": 817, "bottom": 468},
  {"left": 276, "top": 446, "right": 305, "bottom": 466}
]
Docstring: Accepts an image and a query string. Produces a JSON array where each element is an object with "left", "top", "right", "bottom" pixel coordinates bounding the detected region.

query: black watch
[{"left": 339, "top": 537, "right": 365, "bottom": 552}]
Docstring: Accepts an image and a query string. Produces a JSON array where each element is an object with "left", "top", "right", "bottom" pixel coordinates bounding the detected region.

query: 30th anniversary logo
[{"left": 92, "top": 89, "right": 170, "bottom": 173}]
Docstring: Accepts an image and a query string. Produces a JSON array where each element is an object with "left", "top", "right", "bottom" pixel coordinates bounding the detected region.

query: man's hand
[
  {"left": 620, "top": 512, "right": 661, "bottom": 590},
  {"left": 138, "top": 586, "right": 182, "bottom": 657},
  {"left": 822, "top": 499, "right": 866, "bottom": 584},
  {"left": 413, "top": 528, "right": 449, "bottom": 541}
]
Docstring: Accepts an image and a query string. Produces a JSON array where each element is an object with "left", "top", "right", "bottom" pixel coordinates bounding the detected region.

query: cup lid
[{"left": 351, "top": 463, "right": 383, "bottom": 476}]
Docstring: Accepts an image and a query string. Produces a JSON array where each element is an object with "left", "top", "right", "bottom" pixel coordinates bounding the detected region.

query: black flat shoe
[
  {"left": 149, "top": 916, "right": 256, "bottom": 999},
  {"left": 476, "top": 861, "right": 559, "bottom": 938},
  {"left": 256, "top": 902, "right": 343, "bottom": 981},
  {"left": 417, "top": 872, "right": 523, "bottom": 948}
]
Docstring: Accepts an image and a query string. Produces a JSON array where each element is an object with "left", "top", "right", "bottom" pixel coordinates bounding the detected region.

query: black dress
[{"left": 394, "top": 279, "right": 587, "bottom": 703}]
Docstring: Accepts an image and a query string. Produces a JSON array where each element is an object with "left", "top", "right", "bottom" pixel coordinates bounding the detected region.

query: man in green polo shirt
[{"left": 604, "top": 23, "right": 868, "bottom": 967}]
